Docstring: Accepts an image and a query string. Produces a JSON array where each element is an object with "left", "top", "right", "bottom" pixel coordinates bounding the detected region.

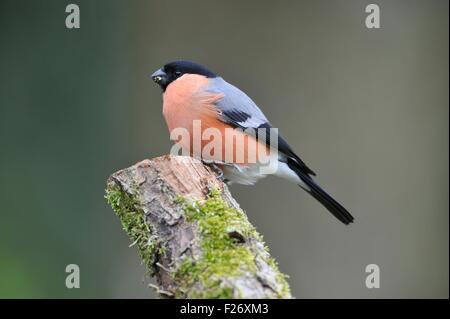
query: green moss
[
  {"left": 173, "top": 188, "right": 291, "bottom": 299},
  {"left": 266, "top": 254, "right": 292, "bottom": 298},
  {"left": 105, "top": 181, "right": 291, "bottom": 298},
  {"left": 105, "top": 182, "right": 159, "bottom": 274}
]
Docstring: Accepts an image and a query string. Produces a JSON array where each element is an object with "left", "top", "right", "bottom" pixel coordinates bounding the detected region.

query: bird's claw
[{"left": 202, "top": 160, "right": 225, "bottom": 182}]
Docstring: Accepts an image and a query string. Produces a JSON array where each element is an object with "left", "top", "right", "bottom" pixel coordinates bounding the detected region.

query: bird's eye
[{"left": 174, "top": 71, "right": 182, "bottom": 78}]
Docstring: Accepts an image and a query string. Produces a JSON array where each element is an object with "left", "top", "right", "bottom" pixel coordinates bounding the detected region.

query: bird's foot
[{"left": 202, "top": 160, "right": 225, "bottom": 182}]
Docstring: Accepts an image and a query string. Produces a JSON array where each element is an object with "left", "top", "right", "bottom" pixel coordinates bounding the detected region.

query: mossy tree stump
[{"left": 105, "top": 155, "right": 292, "bottom": 299}]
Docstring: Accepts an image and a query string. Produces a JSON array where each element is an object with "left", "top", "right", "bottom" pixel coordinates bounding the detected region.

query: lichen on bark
[{"left": 105, "top": 181, "right": 160, "bottom": 275}]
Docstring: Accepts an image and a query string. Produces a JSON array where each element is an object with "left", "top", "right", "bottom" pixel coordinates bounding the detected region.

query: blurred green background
[{"left": 0, "top": 0, "right": 448, "bottom": 298}]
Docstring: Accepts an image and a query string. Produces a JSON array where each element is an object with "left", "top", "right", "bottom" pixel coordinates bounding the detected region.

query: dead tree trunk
[{"left": 105, "top": 155, "right": 292, "bottom": 299}]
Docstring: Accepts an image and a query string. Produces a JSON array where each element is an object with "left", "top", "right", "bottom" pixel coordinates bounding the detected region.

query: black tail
[
  {"left": 292, "top": 166, "right": 354, "bottom": 225},
  {"left": 284, "top": 155, "right": 354, "bottom": 225}
]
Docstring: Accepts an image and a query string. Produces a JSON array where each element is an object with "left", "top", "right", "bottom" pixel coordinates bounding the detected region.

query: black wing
[{"left": 220, "top": 109, "right": 316, "bottom": 177}]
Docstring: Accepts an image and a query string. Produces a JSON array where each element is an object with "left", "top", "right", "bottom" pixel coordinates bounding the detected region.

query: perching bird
[{"left": 151, "top": 60, "right": 354, "bottom": 225}]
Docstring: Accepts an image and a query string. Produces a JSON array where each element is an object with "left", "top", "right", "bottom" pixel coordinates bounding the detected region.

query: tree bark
[{"left": 105, "top": 155, "right": 292, "bottom": 299}]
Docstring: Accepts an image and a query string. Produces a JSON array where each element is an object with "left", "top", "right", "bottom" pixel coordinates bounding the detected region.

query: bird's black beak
[{"left": 151, "top": 68, "right": 168, "bottom": 86}]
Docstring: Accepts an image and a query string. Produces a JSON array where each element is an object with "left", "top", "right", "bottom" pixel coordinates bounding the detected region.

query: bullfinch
[{"left": 151, "top": 60, "right": 354, "bottom": 225}]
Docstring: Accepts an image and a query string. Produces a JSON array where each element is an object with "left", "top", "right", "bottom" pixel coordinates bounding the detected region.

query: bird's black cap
[{"left": 152, "top": 60, "right": 217, "bottom": 91}]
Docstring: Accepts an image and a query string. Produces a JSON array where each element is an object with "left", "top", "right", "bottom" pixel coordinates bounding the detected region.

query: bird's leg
[{"left": 201, "top": 160, "right": 225, "bottom": 182}]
